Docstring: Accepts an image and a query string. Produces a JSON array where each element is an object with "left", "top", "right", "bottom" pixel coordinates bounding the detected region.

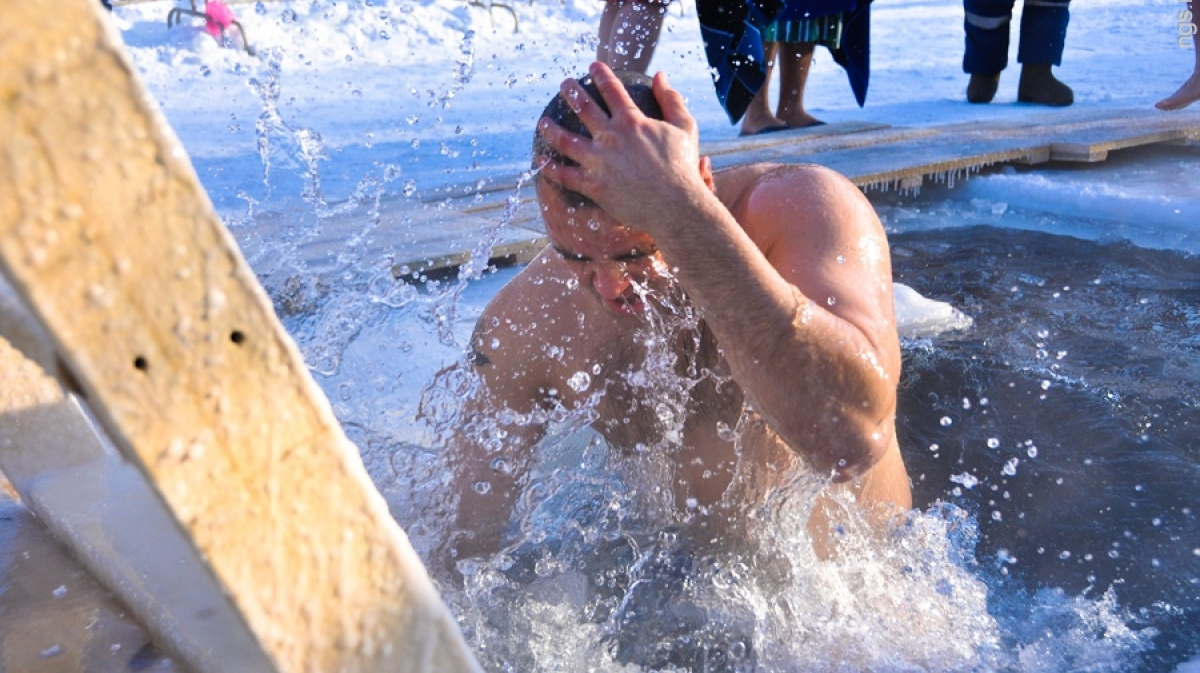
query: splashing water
[
  {"left": 396, "top": 252, "right": 1157, "bottom": 671},
  {"left": 230, "top": 140, "right": 1171, "bottom": 673},
  {"left": 157, "top": 16, "right": 1187, "bottom": 669}
]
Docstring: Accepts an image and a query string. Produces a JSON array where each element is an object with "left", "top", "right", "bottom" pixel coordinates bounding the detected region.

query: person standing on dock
[
  {"left": 434, "top": 63, "right": 911, "bottom": 575},
  {"left": 736, "top": 0, "right": 872, "bottom": 135},
  {"left": 1157, "top": 0, "right": 1200, "bottom": 110},
  {"left": 596, "top": 0, "right": 671, "bottom": 73},
  {"left": 962, "top": 0, "right": 1074, "bottom": 106}
]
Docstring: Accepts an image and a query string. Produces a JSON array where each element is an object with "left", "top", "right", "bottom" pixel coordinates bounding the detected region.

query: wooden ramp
[
  {"left": 0, "top": 3, "right": 481, "bottom": 672},
  {"left": 321, "top": 107, "right": 1200, "bottom": 277}
]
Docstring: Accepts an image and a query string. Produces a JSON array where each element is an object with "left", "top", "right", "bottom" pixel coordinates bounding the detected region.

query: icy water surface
[
  {"left": 248, "top": 152, "right": 1199, "bottom": 670},
  {"left": 891, "top": 225, "right": 1199, "bottom": 672}
]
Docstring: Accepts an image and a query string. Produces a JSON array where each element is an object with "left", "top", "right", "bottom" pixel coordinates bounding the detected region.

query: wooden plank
[
  {"left": 0, "top": 496, "right": 187, "bottom": 673},
  {"left": 0, "top": 3, "right": 481, "bottom": 673},
  {"left": 799, "top": 136, "right": 1053, "bottom": 189},
  {"left": 249, "top": 107, "right": 1200, "bottom": 279},
  {"left": 0, "top": 331, "right": 276, "bottom": 672},
  {"left": 702, "top": 120, "right": 902, "bottom": 158}
]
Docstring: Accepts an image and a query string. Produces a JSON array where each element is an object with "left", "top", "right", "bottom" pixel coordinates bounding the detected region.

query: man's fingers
[
  {"left": 536, "top": 118, "right": 589, "bottom": 191},
  {"left": 653, "top": 72, "right": 697, "bottom": 134},
  {"left": 538, "top": 116, "right": 589, "bottom": 164},
  {"left": 559, "top": 77, "right": 611, "bottom": 131},
  {"left": 540, "top": 157, "right": 588, "bottom": 194},
  {"left": 586, "top": 61, "right": 640, "bottom": 120}
]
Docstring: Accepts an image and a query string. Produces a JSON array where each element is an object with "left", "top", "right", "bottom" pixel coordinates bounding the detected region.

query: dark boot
[
  {"left": 967, "top": 73, "right": 1001, "bottom": 104},
  {"left": 1018, "top": 63, "right": 1074, "bottom": 106}
]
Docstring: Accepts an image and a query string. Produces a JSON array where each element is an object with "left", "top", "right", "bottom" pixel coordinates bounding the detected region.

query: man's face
[{"left": 537, "top": 179, "right": 668, "bottom": 317}]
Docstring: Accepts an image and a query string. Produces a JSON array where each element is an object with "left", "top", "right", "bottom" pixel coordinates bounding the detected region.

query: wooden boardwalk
[{"left": 258, "top": 107, "right": 1200, "bottom": 278}]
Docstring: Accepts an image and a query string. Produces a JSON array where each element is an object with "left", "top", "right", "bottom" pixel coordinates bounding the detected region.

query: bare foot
[
  {"left": 1156, "top": 73, "right": 1200, "bottom": 110},
  {"left": 739, "top": 112, "right": 788, "bottom": 136},
  {"left": 778, "top": 111, "right": 824, "bottom": 128}
]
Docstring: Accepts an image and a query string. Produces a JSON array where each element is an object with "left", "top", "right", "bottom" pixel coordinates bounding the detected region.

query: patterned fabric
[
  {"left": 757, "top": 12, "right": 844, "bottom": 49},
  {"left": 696, "top": 0, "right": 869, "bottom": 122}
]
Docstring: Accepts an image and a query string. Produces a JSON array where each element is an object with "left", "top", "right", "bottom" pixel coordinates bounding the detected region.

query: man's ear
[{"left": 700, "top": 156, "right": 715, "bottom": 192}]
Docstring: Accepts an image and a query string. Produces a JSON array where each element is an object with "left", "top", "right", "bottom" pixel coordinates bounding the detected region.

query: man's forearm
[{"left": 649, "top": 189, "right": 897, "bottom": 479}]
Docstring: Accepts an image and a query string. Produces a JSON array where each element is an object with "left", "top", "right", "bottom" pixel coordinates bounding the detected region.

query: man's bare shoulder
[
  {"left": 713, "top": 162, "right": 856, "bottom": 208},
  {"left": 471, "top": 247, "right": 603, "bottom": 370},
  {"left": 713, "top": 162, "right": 872, "bottom": 249}
]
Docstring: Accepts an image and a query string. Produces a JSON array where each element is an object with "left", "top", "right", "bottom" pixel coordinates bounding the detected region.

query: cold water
[{"left": 232, "top": 142, "right": 1200, "bottom": 671}]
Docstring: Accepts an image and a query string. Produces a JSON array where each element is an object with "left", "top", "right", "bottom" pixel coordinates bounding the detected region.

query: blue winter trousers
[{"left": 963, "top": 0, "right": 1070, "bottom": 74}]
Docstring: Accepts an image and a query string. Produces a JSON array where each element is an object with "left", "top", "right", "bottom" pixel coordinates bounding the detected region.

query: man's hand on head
[{"left": 538, "top": 62, "right": 712, "bottom": 236}]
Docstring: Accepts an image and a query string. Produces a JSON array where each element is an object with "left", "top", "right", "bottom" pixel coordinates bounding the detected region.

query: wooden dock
[{"left": 268, "top": 106, "right": 1200, "bottom": 279}]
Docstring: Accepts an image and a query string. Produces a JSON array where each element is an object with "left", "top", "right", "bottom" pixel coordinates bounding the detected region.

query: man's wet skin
[
  {"left": 442, "top": 64, "right": 913, "bottom": 572},
  {"left": 540, "top": 188, "right": 663, "bottom": 317}
]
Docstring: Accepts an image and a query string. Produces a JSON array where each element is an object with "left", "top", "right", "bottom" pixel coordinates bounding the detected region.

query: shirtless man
[{"left": 438, "top": 63, "right": 910, "bottom": 570}]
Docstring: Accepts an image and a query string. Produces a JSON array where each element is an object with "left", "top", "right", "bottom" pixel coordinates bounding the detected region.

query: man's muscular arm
[
  {"left": 538, "top": 63, "right": 900, "bottom": 481},
  {"left": 434, "top": 304, "right": 547, "bottom": 578}
]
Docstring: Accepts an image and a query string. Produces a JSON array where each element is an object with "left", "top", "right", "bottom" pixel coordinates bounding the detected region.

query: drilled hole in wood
[
  {"left": 133, "top": 356, "right": 148, "bottom": 372},
  {"left": 230, "top": 330, "right": 245, "bottom": 345}
]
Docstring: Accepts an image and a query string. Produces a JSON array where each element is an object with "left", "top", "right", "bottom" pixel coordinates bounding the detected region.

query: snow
[{"left": 107, "top": 0, "right": 1200, "bottom": 239}]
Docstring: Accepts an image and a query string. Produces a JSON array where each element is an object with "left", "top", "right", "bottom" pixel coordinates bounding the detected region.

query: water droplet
[
  {"left": 986, "top": 437, "right": 1000, "bottom": 449},
  {"left": 826, "top": 296, "right": 837, "bottom": 306},
  {"left": 950, "top": 472, "right": 978, "bottom": 489},
  {"left": 40, "top": 645, "right": 64, "bottom": 658},
  {"left": 1058, "top": 550, "right": 1071, "bottom": 560},
  {"left": 928, "top": 442, "right": 939, "bottom": 452},
  {"left": 52, "top": 585, "right": 67, "bottom": 598},
  {"left": 1001, "top": 458, "right": 1018, "bottom": 476},
  {"left": 471, "top": 481, "right": 491, "bottom": 495},
  {"left": 567, "top": 371, "right": 592, "bottom": 393},
  {"left": 939, "top": 416, "right": 953, "bottom": 427},
  {"left": 835, "top": 255, "right": 846, "bottom": 264},
  {"left": 281, "top": 8, "right": 297, "bottom": 22},
  {"left": 717, "top": 421, "right": 738, "bottom": 442},
  {"left": 655, "top": 402, "right": 674, "bottom": 425}
]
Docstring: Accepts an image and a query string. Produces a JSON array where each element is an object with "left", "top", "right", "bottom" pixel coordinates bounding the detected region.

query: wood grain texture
[{"left": 0, "top": 3, "right": 479, "bottom": 672}]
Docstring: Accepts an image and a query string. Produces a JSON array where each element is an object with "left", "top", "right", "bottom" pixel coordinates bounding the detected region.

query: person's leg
[
  {"left": 1016, "top": 0, "right": 1073, "bottom": 105},
  {"left": 775, "top": 42, "right": 823, "bottom": 127},
  {"left": 596, "top": 0, "right": 669, "bottom": 73},
  {"left": 739, "top": 42, "right": 789, "bottom": 135},
  {"left": 963, "top": 0, "right": 1015, "bottom": 103},
  {"left": 1157, "top": 0, "right": 1200, "bottom": 110}
]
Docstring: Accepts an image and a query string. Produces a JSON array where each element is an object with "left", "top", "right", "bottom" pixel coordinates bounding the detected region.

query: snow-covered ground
[{"left": 108, "top": 0, "right": 1200, "bottom": 231}]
